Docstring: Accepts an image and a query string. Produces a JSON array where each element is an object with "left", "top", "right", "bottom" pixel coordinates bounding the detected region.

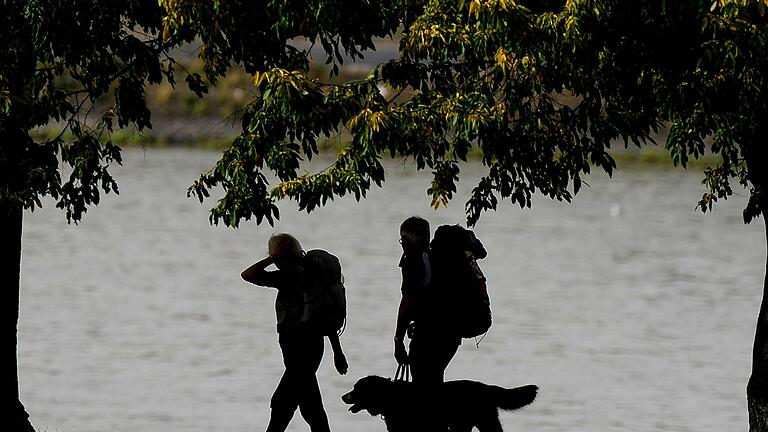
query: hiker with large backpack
[
  {"left": 241, "top": 233, "right": 348, "bottom": 432},
  {"left": 393, "top": 217, "right": 491, "bottom": 385},
  {"left": 393, "top": 216, "right": 459, "bottom": 385}
]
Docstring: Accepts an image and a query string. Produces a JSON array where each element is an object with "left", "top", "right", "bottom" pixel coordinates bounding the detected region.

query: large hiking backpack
[
  {"left": 430, "top": 224, "right": 491, "bottom": 339},
  {"left": 300, "top": 249, "right": 347, "bottom": 336}
]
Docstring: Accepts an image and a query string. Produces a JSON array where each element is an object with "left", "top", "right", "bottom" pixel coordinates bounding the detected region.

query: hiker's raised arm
[{"left": 241, "top": 256, "right": 275, "bottom": 285}]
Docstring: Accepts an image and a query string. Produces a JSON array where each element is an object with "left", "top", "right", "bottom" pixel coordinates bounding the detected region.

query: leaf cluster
[
  {"left": 1, "top": 0, "right": 177, "bottom": 221},
  {"left": 191, "top": 0, "right": 768, "bottom": 228},
  {"left": 193, "top": 0, "right": 629, "bottom": 227},
  {"left": 5, "top": 0, "right": 768, "bottom": 228}
]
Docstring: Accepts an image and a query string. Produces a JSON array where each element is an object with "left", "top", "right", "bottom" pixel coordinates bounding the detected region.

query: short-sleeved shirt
[
  {"left": 249, "top": 264, "right": 306, "bottom": 334},
  {"left": 399, "top": 251, "right": 431, "bottom": 296},
  {"left": 399, "top": 251, "right": 434, "bottom": 328}
]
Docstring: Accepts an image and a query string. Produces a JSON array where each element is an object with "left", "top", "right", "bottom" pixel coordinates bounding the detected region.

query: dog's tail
[{"left": 495, "top": 384, "right": 538, "bottom": 411}]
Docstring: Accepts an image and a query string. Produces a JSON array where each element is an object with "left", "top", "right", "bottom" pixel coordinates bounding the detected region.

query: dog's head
[{"left": 341, "top": 375, "right": 393, "bottom": 416}]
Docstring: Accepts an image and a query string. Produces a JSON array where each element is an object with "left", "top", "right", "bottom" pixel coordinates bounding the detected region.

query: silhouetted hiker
[
  {"left": 241, "top": 233, "right": 348, "bottom": 432},
  {"left": 394, "top": 216, "right": 461, "bottom": 384}
]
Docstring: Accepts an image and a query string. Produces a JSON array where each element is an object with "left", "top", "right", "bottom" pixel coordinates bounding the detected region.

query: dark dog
[{"left": 341, "top": 375, "right": 537, "bottom": 432}]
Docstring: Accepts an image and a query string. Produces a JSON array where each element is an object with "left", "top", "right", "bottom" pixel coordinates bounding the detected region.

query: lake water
[{"left": 19, "top": 148, "right": 765, "bottom": 432}]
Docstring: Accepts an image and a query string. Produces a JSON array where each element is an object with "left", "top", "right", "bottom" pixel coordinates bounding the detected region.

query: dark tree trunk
[
  {"left": 748, "top": 213, "right": 768, "bottom": 432},
  {"left": 747, "top": 119, "right": 768, "bottom": 431},
  {"left": 1, "top": 204, "right": 35, "bottom": 431}
]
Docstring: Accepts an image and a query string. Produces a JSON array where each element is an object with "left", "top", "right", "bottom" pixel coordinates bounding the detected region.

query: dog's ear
[{"left": 343, "top": 376, "right": 390, "bottom": 417}]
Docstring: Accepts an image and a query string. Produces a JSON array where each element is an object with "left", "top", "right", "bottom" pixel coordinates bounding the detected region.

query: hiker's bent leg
[
  {"left": 298, "top": 374, "right": 330, "bottom": 432},
  {"left": 296, "top": 334, "right": 330, "bottom": 432},
  {"left": 410, "top": 336, "right": 458, "bottom": 432},
  {"left": 409, "top": 337, "right": 441, "bottom": 384},
  {"left": 266, "top": 335, "right": 303, "bottom": 432},
  {"left": 266, "top": 368, "right": 299, "bottom": 432},
  {"left": 434, "top": 338, "right": 460, "bottom": 380},
  {"left": 410, "top": 336, "right": 460, "bottom": 384}
]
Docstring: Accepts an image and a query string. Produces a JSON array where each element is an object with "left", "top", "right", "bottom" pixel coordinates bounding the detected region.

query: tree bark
[
  {"left": 1, "top": 203, "right": 35, "bottom": 431},
  {"left": 746, "top": 115, "right": 768, "bottom": 431},
  {"left": 748, "top": 213, "right": 768, "bottom": 432}
]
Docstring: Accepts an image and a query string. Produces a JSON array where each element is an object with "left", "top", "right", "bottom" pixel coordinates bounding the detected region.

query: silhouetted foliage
[
  {"left": 179, "top": 1, "right": 764, "bottom": 232},
  {"left": 3, "top": 0, "right": 768, "bottom": 430}
]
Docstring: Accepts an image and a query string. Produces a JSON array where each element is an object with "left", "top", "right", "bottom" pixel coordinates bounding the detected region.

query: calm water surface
[{"left": 19, "top": 148, "right": 765, "bottom": 432}]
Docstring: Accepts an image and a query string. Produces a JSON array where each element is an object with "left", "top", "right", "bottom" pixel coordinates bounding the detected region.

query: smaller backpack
[
  {"left": 430, "top": 225, "right": 492, "bottom": 339},
  {"left": 300, "top": 249, "right": 347, "bottom": 336}
]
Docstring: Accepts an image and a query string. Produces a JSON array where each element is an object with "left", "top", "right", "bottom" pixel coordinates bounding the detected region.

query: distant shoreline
[
  {"left": 33, "top": 117, "right": 721, "bottom": 169},
  {"left": 33, "top": 124, "right": 720, "bottom": 169}
]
